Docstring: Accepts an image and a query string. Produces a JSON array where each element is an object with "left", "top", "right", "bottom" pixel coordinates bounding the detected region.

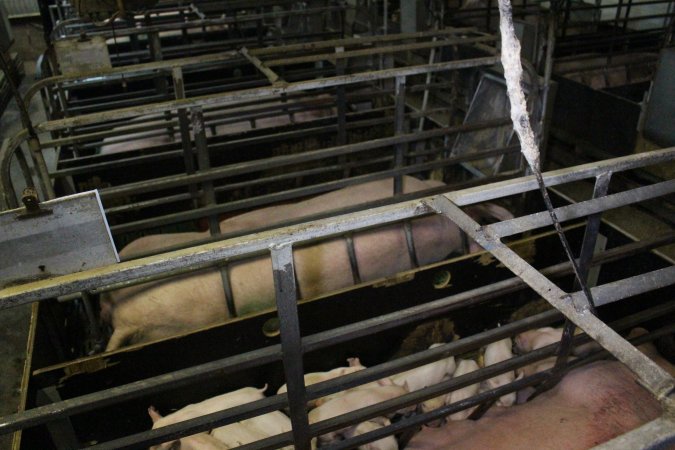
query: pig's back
[{"left": 407, "top": 361, "right": 662, "bottom": 450}]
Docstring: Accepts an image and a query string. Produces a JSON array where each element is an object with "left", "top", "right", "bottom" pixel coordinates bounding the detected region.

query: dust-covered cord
[{"left": 496, "top": 0, "right": 595, "bottom": 312}]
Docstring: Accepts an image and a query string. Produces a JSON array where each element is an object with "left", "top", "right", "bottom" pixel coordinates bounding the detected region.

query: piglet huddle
[
  {"left": 146, "top": 338, "right": 512, "bottom": 450},
  {"left": 146, "top": 329, "right": 669, "bottom": 450}
]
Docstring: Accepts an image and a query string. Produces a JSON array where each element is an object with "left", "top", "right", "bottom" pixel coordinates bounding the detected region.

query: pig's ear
[
  {"left": 347, "top": 357, "right": 361, "bottom": 367},
  {"left": 515, "top": 371, "right": 525, "bottom": 381},
  {"left": 168, "top": 440, "right": 182, "bottom": 450},
  {"left": 627, "top": 327, "right": 649, "bottom": 339},
  {"left": 148, "top": 406, "right": 162, "bottom": 423},
  {"left": 378, "top": 377, "right": 395, "bottom": 386}
]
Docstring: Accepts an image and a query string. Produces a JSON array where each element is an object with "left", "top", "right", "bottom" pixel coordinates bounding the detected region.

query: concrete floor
[{"left": 0, "top": 20, "right": 48, "bottom": 450}]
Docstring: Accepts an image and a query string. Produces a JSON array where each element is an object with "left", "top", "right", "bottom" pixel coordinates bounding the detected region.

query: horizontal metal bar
[
  {"left": 445, "top": 147, "right": 675, "bottom": 206},
  {"left": 2, "top": 149, "right": 674, "bottom": 307},
  {"left": 431, "top": 195, "right": 675, "bottom": 400},
  {"left": 324, "top": 370, "right": 551, "bottom": 450},
  {"left": 0, "top": 345, "right": 283, "bottom": 435},
  {"left": 486, "top": 179, "right": 675, "bottom": 237},
  {"left": 87, "top": 394, "right": 289, "bottom": 450},
  {"left": 105, "top": 144, "right": 518, "bottom": 234},
  {"left": 33, "top": 57, "right": 501, "bottom": 132},
  {"left": 591, "top": 416, "right": 675, "bottom": 450},
  {"left": 8, "top": 257, "right": 675, "bottom": 444},
  {"left": 0, "top": 286, "right": 556, "bottom": 438},
  {"left": 578, "top": 265, "right": 675, "bottom": 307},
  {"left": 264, "top": 35, "right": 496, "bottom": 67},
  {"left": 97, "top": 119, "right": 510, "bottom": 201},
  {"left": 59, "top": 6, "right": 347, "bottom": 39},
  {"left": 86, "top": 312, "right": 562, "bottom": 449},
  {"left": 92, "top": 228, "right": 673, "bottom": 297},
  {"left": 326, "top": 324, "right": 675, "bottom": 450},
  {"left": 250, "top": 27, "right": 483, "bottom": 56}
]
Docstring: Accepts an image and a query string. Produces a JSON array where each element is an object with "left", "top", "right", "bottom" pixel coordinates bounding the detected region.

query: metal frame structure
[
  {"left": 43, "top": 0, "right": 347, "bottom": 66},
  {"left": 0, "top": 148, "right": 673, "bottom": 449},
  {"left": 2, "top": 30, "right": 537, "bottom": 255}
]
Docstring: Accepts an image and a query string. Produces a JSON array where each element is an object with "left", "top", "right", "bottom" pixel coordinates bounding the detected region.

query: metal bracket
[{"left": 16, "top": 187, "right": 52, "bottom": 220}]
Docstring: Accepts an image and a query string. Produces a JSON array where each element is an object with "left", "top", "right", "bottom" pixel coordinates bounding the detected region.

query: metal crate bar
[
  {"left": 0, "top": 150, "right": 673, "bottom": 448},
  {"left": 86, "top": 319, "right": 675, "bottom": 449},
  {"left": 32, "top": 56, "right": 501, "bottom": 132},
  {"left": 430, "top": 196, "right": 674, "bottom": 399},
  {"left": 1, "top": 147, "right": 673, "bottom": 306}
]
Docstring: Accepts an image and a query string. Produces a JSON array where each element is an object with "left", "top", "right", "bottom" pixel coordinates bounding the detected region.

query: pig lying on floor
[
  {"left": 101, "top": 176, "right": 512, "bottom": 350},
  {"left": 406, "top": 356, "right": 671, "bottom": 450},
  {"left": 99, "top": 96, "right": 336, "bottom": 155}
]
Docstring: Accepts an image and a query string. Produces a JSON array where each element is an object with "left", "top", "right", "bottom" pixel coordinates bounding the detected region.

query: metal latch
[{"left": 16, "top": 187, "right": 52, "bottom": 220}]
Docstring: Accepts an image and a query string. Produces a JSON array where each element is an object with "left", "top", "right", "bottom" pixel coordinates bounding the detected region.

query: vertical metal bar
[
  {"left": 486, "top": 0, "right": 492, "bottom": 30},
  {"left": 180, "top": 9, "right": 190, "bottom": 44},
  {"left": 530, "top": 171, "right": 613, "bottom": 395},
  {"left": 622, "top": 0, "right": 633, "bottom": 32},
  {"left": 430, "top": 195, "right": 674, "bottom": 399},
  {"left": 417, "top": 39, "right": 438, "bottom": 133},
  {"left": 55, "top": 82, "right": 69, "bottom": 118},
  {"left": 344, "top": 233, "right": 363, "bottom": 284},
  {"left": 336, "top": 47, "right": 347, "bottom": 147},
  {"left": 562, "top": 0, "right": 572, "bottom": 38},
  {"left": 81, "top": 291, "right": 103, "bottom": 350},
  {"left": 270, "top": 243, "right": 311, "bottom": 450},
  {"left": 393, "top": 76, "right": 407, "bottom": 195},
  {"left": 609, "top": 0, "right": 625, "bottom": 62},
  {"left": 27, "top": 137, "right": 54, "bottom": 200},
  {"left": 538, "top": 12, "right": 557, "bottom": 168},
  {"left": 14, "top": 147, "right": 35, "bottom": 191},
  {"left": 219, "top": 263, "right": 238, "bottom": 319},
  {"left": 339, "top": 4, "right": 346, "bottom": 39},
  {"left": 335, "top": 46, "right": 350, "bottom": 179},
  {"left": 172, "top": 67, "right": 198, "bottom": 207},
  {"left": 35, "top": 387, "right": 79, "bottom": 449},
  {"left": 575, "top": 171, "right": 612, "bottom": 289},
  {"left": 190, "top": 106, "right": 237, "bottom": 318},
  {"left": 148, "top": 31, "right": 163, "bottom": 64},
  {"left": 191, "top": 106, "right": 218, "bottom": 234},
  {"left": 403, "top": 221, "right": 420, "bottom": 268},
  {"left": 383, "top": 0, "right": 388, "bottom": 34},
  {"left": 257, "top": 6, "right": 265, "bottom": 46},
  {"left": 148, "top": 28, "right": 173, "bottom": 137},
  {"left": 129, "top": 33, "right": 141, "bottom": 65}
]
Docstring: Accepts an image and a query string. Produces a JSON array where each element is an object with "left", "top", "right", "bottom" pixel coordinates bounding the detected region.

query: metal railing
[{"left": 0, "top": 148, "right": 673, "bottom": 448}]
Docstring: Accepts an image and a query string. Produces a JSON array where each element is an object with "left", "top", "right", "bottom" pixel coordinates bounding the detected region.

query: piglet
[
  {"left": 446, "top": 358, "right": 481, "bottom": 421},
  {"left": 391, "top": 344, "right": 456, "bottom": 392},
  {"left": 343, "top": 418, "right": 399, "bottom": 450},
  {"left": 210, "top": 410, "right": 301, "bottom": 450},
  {"left": 479, "top": 338, "right": 519, "bottom": 407},
  {"left": 148, "top": 407, "right": 231, "bottom": 450},
  {"left": 308, "top": 385, "right": 412, "bottom": 444},
  {"left": 148, "top": 386, "right": 266, "bottom": 449},
  {"left": 313, "top": 377, "right": 396, "bottom": 408},
  {"left": 277, "top": 358, "right": 366, "bottom": 407},
  {"left": 418, "top": 374, "right": 450, "bottom": 424},
  {"left": 515, "top": 327, "right": 600, "bottom": 379}
]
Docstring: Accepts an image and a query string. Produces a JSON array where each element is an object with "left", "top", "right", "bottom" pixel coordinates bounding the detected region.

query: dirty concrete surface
[{"left": 1, "top": 20, "right": 47, "bottom": 450}]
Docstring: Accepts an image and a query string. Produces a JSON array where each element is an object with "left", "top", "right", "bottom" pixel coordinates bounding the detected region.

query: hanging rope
[{"left": 496, "top": 0, "right": 595, "bottom": 311}]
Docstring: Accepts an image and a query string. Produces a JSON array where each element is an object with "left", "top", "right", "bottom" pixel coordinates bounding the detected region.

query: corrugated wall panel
[{"left": 1, "top": 0, "right": 40, "bottom": 18}]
